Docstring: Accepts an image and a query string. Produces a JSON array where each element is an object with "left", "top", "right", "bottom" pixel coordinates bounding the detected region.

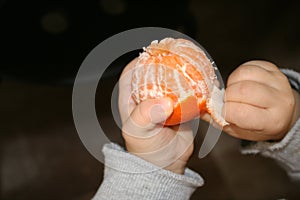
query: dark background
[{"left": 1, "top": 0, "right": 300, "bottom": 199}]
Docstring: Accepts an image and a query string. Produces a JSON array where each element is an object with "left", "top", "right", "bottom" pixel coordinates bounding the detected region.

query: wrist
[
  {"left": 164, "top": 160, "right": 187, "bottom": 174},
  {"left": 126, "top": 147, "right": 189, "bottom": 175},
  {"left": 124, "top": 138, "right": 190, "bottom": 175}
]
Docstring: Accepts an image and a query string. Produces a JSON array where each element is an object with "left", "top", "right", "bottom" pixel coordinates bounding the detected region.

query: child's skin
[
  {"left": 119, "top": 60, "right": 300, "bottom": 174},
  {"left": 224, "top": 61, "right": 300, "bottom": 141}
]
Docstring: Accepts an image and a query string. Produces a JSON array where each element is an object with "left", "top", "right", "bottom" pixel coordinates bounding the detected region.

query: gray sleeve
[
  {"left": 92, "top": 143, "right": 203, "bottom": 200},
  {"left": 241, "top": 69, "right": 300, "bottom": 180},
  {"left": 281, "top": 69, "right": 300, "bottom": 92},
  {"left": 241, "top": 119, "right": 300, "bottom": 180}
]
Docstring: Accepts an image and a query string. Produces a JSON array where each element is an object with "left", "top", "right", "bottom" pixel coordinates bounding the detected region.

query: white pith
[{"left": 131, "top": 38, "right": 228, "bottom": 126}]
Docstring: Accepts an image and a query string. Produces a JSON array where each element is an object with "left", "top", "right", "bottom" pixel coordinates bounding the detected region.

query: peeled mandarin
[{"left": 131, "top": 38, "right": 228, "bottom": 126}]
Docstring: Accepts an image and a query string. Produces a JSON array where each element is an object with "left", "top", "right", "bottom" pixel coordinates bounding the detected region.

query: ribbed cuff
[
  {"left": 281, "top": 69, "right": 300, "bottom": 93},
  {"left": 241, "top": 117, "right": 300, "bottom": 180},
  {"left": 93, "top": 143, "right": 203, "bottom": 200}
]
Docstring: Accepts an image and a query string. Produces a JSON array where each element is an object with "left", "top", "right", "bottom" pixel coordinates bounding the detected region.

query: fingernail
[
  {"left": 160, "top": 97, "right": 174, "bottom": 116},
  {"left": 149, "top": 98, "right": 174, "bottom": 124}
]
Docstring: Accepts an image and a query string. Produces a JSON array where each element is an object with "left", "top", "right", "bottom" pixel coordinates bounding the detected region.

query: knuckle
[
  {"left": 238, "top": 64, "right": 254, "bottom": 73},
  {"left": 245, "top": 60, "right": 278, "bottom": 71},
  {"left": 275, "top": 71, "right": 289, "bottom": 84},
  {"left": 230, "top": 65, "right": 251, "bottom": 80},
  {"left": 260, "top": 60, "right": 279, "bottom": 70}
]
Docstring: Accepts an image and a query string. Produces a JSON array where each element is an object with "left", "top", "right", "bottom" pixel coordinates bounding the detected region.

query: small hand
[
  {"left": 119, "top": 59, "right": 194, "bottom": 174},
  {"left": 223, "top": 60, "right": 299, "bottom": 141}
]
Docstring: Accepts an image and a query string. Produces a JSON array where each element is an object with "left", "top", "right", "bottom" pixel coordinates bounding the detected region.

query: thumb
[
  {"left": 149, "top": 97, "right": 174, "bottom": 124},
  {"left": 133, "top": 97, "right": 173, "bottom": 127},
  {"left": 122, "top": 97, "right": 173, "bottom": 137}
]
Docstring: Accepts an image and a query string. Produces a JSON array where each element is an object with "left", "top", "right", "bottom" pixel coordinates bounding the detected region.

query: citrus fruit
[{"left": 131, "top": 38, "right": 227, "bottom": 126}]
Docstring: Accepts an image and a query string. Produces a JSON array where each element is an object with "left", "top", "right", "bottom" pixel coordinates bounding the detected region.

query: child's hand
[
  {"left": 119, "top": 59, "right": 194, "bottom": 174},
  {"left": 223, "top": 60, "right": 299, "bottom": 141}
]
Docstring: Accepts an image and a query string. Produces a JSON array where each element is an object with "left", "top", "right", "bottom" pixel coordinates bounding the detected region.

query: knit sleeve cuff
[
  {"left": 93, "top": 143, "right": 203, "bottom": 200},
  {"left": 241, "top": 118, "right": 300, "bottom": 179},
  {"left": 280, "top": 69, "right": 300, "bottom": 92}
]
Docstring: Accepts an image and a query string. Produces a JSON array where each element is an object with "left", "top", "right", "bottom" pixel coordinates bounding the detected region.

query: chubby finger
[
  {"left": 241, "top": 60, "right": 280, "bottom": 72},
  {"left": 223, "top": 124, "right": 281, "bottom": 141},
  {"left": 122, "top": 97, "right": 174, "bottom": 138},
  {"left": 225, "top": 80, "right": 279, "bottom": 108},
  {"left": 224, "top": 101, "right": 269, "bottom": 131},
  {"left": 227, "top": 64, "right": 280, "bottom": 88}
]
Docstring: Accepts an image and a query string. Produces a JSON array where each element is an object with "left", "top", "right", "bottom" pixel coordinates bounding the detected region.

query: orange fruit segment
[{"left": 131, "top": 38, "right": 228, "bottom": 126}]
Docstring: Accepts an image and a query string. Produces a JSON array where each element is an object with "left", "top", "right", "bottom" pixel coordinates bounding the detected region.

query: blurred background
[{"left": 1, "top": 0, "right": 300, "bottom": 199}]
